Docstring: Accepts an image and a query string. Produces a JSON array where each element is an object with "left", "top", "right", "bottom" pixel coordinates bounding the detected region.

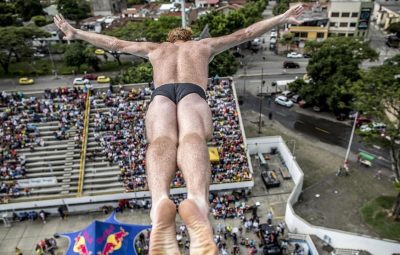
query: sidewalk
[{"left": 293, "top": 105, "right": 353, "bottom": 127}]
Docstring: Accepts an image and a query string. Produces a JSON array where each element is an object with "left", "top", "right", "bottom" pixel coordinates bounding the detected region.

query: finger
[
  {"left": 60, "top": 14, "right": 65, "bottom": 21},
  {"left": 54, "top": 15, "right": 59, "bottom": 22}
]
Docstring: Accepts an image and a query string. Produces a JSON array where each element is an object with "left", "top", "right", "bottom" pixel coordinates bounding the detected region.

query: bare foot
[
  {"left": 178, "top": 199, "right": 218, "bottom": 255},
  {"left": 149, "top": 199, "right": 181, "bottom": 255}
]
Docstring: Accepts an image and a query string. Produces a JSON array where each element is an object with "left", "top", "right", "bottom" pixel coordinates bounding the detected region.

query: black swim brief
[{"left": 150, "top": 83, "right": 207, "bottom": 104}]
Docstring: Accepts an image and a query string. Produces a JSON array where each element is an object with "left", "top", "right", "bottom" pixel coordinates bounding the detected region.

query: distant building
[
  {"left": 288, "top": 2, "right": 329, "bottom": 45},
  {"left": 195, "top": 0, "right": 219, "bottom": 8},
  {"left": 373, "top": 0, "right": 400, "bottom": 31},
  {"left": 215, "top": 4, "right": 243, "bottom": 15},
  {"left": 328, "top": 0, "right": 373, "bottom": 38},
  {"left": 92, "top": 0, "right": 127, "bottom": 16}
]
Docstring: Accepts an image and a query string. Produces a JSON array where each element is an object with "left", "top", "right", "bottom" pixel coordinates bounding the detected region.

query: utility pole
[
  {"left": 258, "top": 68, "right": 264, "bottom": 134},
  {"left": 181, "top": 0, "right": 186, "bottom": 28},
  {"left": 242, "top": 66, "right": 247, "bottom": 96}
]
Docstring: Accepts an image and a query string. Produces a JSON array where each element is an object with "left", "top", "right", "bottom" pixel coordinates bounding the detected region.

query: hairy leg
[
  {"left": 145, "top": 96, "right": 180, "bottom": 255},
  {"left": 176, "top": 94, "right": 217, "bottom": 255}
]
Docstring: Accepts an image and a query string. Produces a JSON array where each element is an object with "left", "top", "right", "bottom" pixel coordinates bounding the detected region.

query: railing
[{"left": 77, "top": 90, "right": 91, "bottom": 196}]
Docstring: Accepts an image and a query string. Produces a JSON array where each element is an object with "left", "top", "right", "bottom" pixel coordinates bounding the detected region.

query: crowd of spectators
[
  {"left": 34, "top": 237, "right": 57, "bottom": 255},
  {"left": 0, "top": 88, "right": 86, "bottom": 203},
  {"left": 91, "top": 79, "right": 251, "bottom": 192}
]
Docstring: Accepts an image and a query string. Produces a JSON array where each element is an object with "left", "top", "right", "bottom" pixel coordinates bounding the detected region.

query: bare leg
[
  {"left": 176, "top": 94, "right": 217, "bottom": 255},
  {"left": 145, "top": 96, "right": 180, "bottom": 255}
]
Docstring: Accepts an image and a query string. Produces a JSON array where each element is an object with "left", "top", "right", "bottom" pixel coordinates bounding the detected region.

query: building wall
[
  {"left": 92, "top": 0, "right": 127, "bottom": 16},
  {"left": 328, "top": 0, "right": 373, "bottom": 37},
  {"left": 289, "top": 26, "right": 328, "bottom": 41}
]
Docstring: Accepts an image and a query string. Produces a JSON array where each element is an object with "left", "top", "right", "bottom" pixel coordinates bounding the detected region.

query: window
[
  {"left": 317, "top": 32, "right": 325, "bottom": 38},
  {"left": 330, "top": 22, "right": 336, "bottom": 27},
  {"left": 300, "top": 32, "right": 308, "bottom": 38},
  {"left": 351, "top": 12, "right": 359, "bottom": 17},
  {"left": 348, "top": 33, "right": 354, "bottom": 37},
  {"left": 331, "top": 12, "right": 339, "bottom": 17},
  {"left": 328, "top": 33, "right": 336, "bottom": 37},
  {"left": 341, "top": 12, "right": 350, "bottom": 17},
  {"left": 350, "top": 22, "right": 357, "bottom": 27},
  {"left": 294, "top": 32, "right": 300, "bottom": 38},
  {"left": 340, "top": 22, "right": 348, "bottom": 27},
  {"left": 338, "top": 33, "right": 346, "bottom": 37}
]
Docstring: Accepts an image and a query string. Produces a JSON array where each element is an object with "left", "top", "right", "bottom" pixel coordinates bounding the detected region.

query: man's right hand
[
  {"left": 282, "top": 4, "right": 305, "bottom": 25},
  {"left": 54, "top": 14, "right": 77, "bottom": 40}
]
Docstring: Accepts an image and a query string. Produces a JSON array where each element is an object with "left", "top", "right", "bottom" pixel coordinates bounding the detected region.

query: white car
[
  {"left": 275, "top": 96, "right": 294, "bottom": 107},
  {"left": 287, "top": 52, "right": 303, "bottom": 58},
  {"left": 270, "top": 31, "right": 277, "bottom": 38},
  {"left": 73, "top": 78, "right": 90, "bottom": 85},
  {"left": 360, "top": 122, "right": 386, "bottom": 133}
]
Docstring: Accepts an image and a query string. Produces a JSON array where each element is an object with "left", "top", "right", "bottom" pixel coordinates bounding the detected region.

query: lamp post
[
  {"left": 344, "top": 111, "right": 358, "bottom": 171},
  {"left": 181, "top": 0, "right": 186, "bottom": 28},
  {"left": 258, "top": 68, "right": 265, "bottom": 134},
  {"left": 242, "top": 66, "right": 247, "bottom": 97}
]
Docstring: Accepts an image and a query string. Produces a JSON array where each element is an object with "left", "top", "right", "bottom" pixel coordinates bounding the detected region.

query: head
[{"left": 167, "top": 27, "right": 192, "bottom": 43}]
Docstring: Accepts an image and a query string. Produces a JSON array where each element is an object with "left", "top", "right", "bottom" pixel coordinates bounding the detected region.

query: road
[{"left": 236, "top": 74, "right": 392, "bottom": 169}]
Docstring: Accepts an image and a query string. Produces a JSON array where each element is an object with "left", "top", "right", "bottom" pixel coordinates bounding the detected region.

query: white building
[
  {"left": 92, "top": 0, "right": 127, "bottom": 16},
  {"left": 373, "top": 0, "right": 400, "bottom": 31},
  {"left": 328, "top": 0, "right": 374, "bottom": 37}
]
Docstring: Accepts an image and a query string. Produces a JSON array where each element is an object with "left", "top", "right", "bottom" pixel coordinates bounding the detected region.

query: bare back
[{"left": 148, "top": 41, "right": 213, "bottom": 89}]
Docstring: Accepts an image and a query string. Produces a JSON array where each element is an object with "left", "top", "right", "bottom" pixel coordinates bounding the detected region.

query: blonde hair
[{"left": 167, "top": 27, "right": 192, "bottom": 43}]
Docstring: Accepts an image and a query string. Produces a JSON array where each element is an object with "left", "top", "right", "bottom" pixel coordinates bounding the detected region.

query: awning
[{"left": 359, "top": 151, "right": 375, "bottom": 161}]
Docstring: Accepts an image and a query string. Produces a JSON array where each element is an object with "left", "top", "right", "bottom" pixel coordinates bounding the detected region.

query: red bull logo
[
  {"left": 97, "top": 227, "right": 129, "bottom": 255},
  {"left": 73, "top": 235, "right": 92, "bottom": 255}
]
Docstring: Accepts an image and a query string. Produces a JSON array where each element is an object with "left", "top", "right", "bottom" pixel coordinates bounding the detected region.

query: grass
[
  {"left": 361, "top": 196, "right": 400, "bottom": 241},
  {"left": 0, "top": 59, "right": 132, "bottom": 77}
]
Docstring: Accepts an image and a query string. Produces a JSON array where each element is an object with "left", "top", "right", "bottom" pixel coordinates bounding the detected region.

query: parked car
[
  {"left": 97, "top": 75, "right": 111, "bottom": 83},
  {"left": 270, "top": 31, "right": 277, "bottom": 38},
  {"left": 281, "top": 90, "right": 294, "bottom": 98},
  {"left": 73, "top": 78, "right": 90, "bottom": 85},
  {"left": 290, "top": 94, "right": 302, "bottom": 103},
  {"left": 83, "top": 74, "right": 98, "bottom": 80},
  {"left": 303, "top": 53, "right": 312, "bottom": 58},
  {"left": 33, "top": 53, "right": 45, "bottom": 58},
  {"left": 95, "top": 49, "right": 105, "bottom": 55},
  {"left": 360, "top": 122, "right": 386, "bottom": 133},
  {"left": 275, "top": 96, "right": 294, "bottom": 107},
  {"left": 354, "top": 116, "right": 371, "bottom": 128},
  {"left": 287, "top": 52, "right": 303, "bottom": 58},
  {"left": 283, "top": 61, "right": 300, "bottom": 68},
  {"left": 19, "top": 77, "right": 34, "bottom": 85}
]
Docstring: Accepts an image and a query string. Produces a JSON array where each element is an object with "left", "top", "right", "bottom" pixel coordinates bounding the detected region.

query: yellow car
[
  {"left": 19, "top": 77, "right": 34, "bottom": 85},
  {"left": 97, "top": 75, "right": 110, "bottom": 83},
  {"left": 95, "top": 49, "right": 105, "bottom": 55}
]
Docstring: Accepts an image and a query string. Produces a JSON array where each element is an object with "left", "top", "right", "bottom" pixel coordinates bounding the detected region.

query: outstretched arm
[
  {"left": 53, "top": 15, "right": 158, "bottom": 59},
  {"left": 202, "top": 4, "right": 305, "bottom": 58}
]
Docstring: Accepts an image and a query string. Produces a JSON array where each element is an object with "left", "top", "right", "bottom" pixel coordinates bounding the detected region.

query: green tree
[
  {"left": 84, "top": 45, "right": 101, "bottom": 72},
  {"left": 352, "top": 55, "right": 400, "bottom": 220},
  {"left": 113, "top": 62, "right": 153, "bottom": 84},
  {"left": 209, "top": 51, "right": 239, "bottom": 77},
  {"left": 273, "top": 0, "right": 289, "bottom": 16},
  {"left": 64, "top": 42, "right": 87, "bottom": 72},
  {"left": 15, "top": 0, "right": 44, "bottom": 22},
  {"left": 387, "top": 22, "right": 400, "bottom": 37},
  {"left": 32, "top": 15, "right": 47, "bottom": 27},
  {"left": 0, "top": 2, "right": 19, "bottom": 27},
  {"left": 279, "top": 32, "right": 294, "bottom": 52},
  {"left": 57, "top": 0, "right": 90, "bottom": 22},
  {"left": 294, "top": 37, "right": 378, "bottom": 113},
  {"left": 0, "top": 26, "right": 49, "bottom": 74}
]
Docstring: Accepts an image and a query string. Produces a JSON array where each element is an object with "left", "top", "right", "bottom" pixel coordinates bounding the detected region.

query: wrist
[{"left": 276, "top": 14, "right": 286, "bottom": 24}]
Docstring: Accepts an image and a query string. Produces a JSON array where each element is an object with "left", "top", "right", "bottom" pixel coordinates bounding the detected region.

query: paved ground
[{"left": 241, "top": 108, "right": 398, "bottom": 241}]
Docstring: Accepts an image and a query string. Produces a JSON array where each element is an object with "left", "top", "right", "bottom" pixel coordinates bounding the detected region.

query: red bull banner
[{"left": 60, "top": 212, "right": 151, "bottom": 255}]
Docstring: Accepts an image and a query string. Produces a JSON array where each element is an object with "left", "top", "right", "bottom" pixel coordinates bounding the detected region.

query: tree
[
  {"left": 15, "top": 0, "right": 44, "bottom": 22},
  {"left": 352, "top": 55, "right": 400, "bottom": 220},
  {"left": 273, "top": 0, "right": 289, "bottom": 16},
  {"left": 57, "top": 0, "right": 90, "bottom": 22},
  {"left": 279, "top": 32, "right": 294, "bottom": 52},
  {"left": 113, "top": 62, "right": 153, "bottom": 84},
  {"left": 293, "top": 37, "right": 378, "bottom": 113},
  {"left": 0, "top": 26, "right": 49, "bottom": 74},
  {"left": 32, "top": 15, "right": 47, "bottom": 27},
  {"left": 63, "top": 43, "right": 87, "bottom": 73},
  {"left": 84, "top": 45, "right": 101, "bottom": 72},
  {"left": 209, "top": 51, "right": 239, "bottom": 77},
  {"left": 0, "top": 2, "right": 20, "bottom": 27},
  {"left": 387, "top": 22, "right": 400, "bottom": 37}
]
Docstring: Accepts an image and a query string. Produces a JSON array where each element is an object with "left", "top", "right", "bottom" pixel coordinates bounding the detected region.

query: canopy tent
[
  {"left": 60, "top": 212, "right": 151, "bottom": 255},
  {"left": 208, "top": 147, "right": 220, "bottom": 163}
]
